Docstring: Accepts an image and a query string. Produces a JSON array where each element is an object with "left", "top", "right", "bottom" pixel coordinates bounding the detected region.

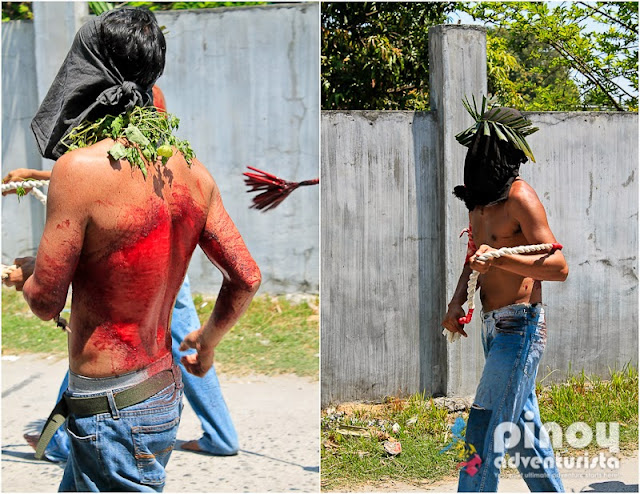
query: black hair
[{"left": 99, "top": 7, "right": 166, "bottom": 88}]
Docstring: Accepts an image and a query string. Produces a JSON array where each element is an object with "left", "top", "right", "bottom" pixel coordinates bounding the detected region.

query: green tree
[
  {"left": 463, "top": 2, "right": 638, "bottom": 111},
  {"left": 322, "top": 2, "right": 456, "bottom": 110},
  {"left": 2, "top": 2, "right": 267, "bottom": 21},
  {"left": 124, "top": 2, "right": 266, "bottom": 11},
  {"left": 2, "top": 2, "right": 33, "bottom": 21},
  {"left": 486, "top": 29, "right": 582, "bottom": 111}
]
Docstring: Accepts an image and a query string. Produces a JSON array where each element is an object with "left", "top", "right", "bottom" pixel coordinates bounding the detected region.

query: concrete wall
[
  {"left": 524, "top": 112, "right": 638, "bottom": 380},
  {"left": 1, "top": 20, "right": 44, "bottom": 258},
  {"left": 321, "top": 111, "right": 439, "bottom": 404},
  {"left": 1, "top": 2, "right": 319, "bottom": 295},
  {"left": 321, "top": 26, "right": 638, "bottom": 404}
]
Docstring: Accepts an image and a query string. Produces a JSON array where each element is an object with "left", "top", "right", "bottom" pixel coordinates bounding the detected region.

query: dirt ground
[
  {"left": 2, "top": 353, "right": 319, "bottom": 492},
  {"left": 331, "top": 454, "right": 638, "bottom": 493}
]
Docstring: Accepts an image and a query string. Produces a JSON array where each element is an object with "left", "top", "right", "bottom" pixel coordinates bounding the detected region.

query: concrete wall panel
[{"left": 321, "top": 111, "right": 437, "bottom": 404}]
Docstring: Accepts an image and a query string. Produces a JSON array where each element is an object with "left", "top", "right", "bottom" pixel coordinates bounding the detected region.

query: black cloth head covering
[
  {"left": 453, "top": 107, "right": 529, "bottom": 211},
  {"left": 31, "top": 14, "right": 153, "bottom": 160}
]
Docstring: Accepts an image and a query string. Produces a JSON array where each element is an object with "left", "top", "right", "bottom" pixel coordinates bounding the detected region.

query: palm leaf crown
[{"left": 455, "top": 95, "right": 539, "bottom": 163}]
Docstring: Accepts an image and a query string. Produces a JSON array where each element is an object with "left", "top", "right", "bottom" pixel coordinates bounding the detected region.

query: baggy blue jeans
[
  {"left": 58, "top": 374, "right": 183, "bottom": 492},
  {"left": 43, "top": 276, "right": 238, "bottom": 462},
  {"left": 458, "top": 303, "right": 564, "bottom": 492}
]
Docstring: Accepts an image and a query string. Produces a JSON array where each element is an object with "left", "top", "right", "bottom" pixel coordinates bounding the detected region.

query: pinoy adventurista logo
[{"left": 440, "top": 416, "right": 483, "bottom": 476}]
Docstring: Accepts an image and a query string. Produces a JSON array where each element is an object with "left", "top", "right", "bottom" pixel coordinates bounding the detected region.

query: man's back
[{"left": 30, "top": 139, "right": 217, "bottom": 377}]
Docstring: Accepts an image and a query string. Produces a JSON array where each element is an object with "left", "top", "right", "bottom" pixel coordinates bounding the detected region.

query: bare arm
[
  {"left": 470, "top": 182, "right": 568, "bottom": 281},
  {"left": 180, "top": 180, "right": 261, "bottom": 376},
  {"left": 442, "top": 263, "right": 473, "bottom": 337},
  {"left": 22, "top": 157, "right": 88, "bottom": 319},
  {"left": 2, "top": 168, "right": 52, "bottom": 195}
]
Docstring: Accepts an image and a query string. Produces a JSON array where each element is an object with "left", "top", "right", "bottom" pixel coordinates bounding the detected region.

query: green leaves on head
[{"left": 455, "top": 94, "right": 539, "bottom": 162}]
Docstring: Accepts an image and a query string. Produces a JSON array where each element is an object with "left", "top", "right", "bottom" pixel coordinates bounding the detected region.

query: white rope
[
  {"left": 444, "top": 243, "right": 562, "bottom": 343},
  {"left": 1, "top": 180, "right": 49, "bottom": 205}
]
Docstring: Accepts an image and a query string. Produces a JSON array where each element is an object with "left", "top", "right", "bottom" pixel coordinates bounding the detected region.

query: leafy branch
[{"left": 63, "top": 106, "right": 195, "bottom": 178}]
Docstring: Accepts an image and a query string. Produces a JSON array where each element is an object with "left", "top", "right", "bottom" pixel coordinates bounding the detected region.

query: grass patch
[
  {"left": 2, "top": 287, "right": 319, "bottom": 378},
  {"left": 2, "top": 287, "right": 69, "bottom": 355},
  {"left": 194, "top": 293, "right": 319, "bottom": 378},
  {"left": 321, "top": 366, "right": 638, "bottom": 491},
  {"left": 536, "top": 365, "right": 638, "bottom": 452},
  {"left": 322, "top": 394, "right": 459, "bottom": 490}
]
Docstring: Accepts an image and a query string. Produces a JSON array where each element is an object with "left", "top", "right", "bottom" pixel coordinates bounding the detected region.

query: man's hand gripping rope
[
  {"left": 1, "top": 180, "right": 49, "bottom": 205},
  {"left": 443, "top": 243, "right": 563, "bottom": 343}
]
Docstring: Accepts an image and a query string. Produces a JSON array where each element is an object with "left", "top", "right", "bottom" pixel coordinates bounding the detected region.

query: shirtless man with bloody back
[
  {"left": 7, "top": 8, "right": 260, "bottom": 491},
  {"left": 441, "top": 105, "right": 568, "bottom": 492}
]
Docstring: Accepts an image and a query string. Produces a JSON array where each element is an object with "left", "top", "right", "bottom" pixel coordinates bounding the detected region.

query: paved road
[{"left": 2, "top": 353, "right": 319, "bottom": 492}]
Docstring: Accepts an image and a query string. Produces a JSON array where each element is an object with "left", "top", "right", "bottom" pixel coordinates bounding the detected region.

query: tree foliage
[
  {"left": 124, "top": 2, "right": 266, "bottom": 11},
  {"left": 2, "top": 2, "right": 33, "bottom": 21},
  {"left": 464, "top": 1, "right": 638, "bottom": 111},
  {"left": 486, "top": 30, "right": 582, "bottom": 111},
  {"left": 322, "top": 2, "right": 456, "bottom": 110},
  {"left": 322, "top": 1, "right": 637, "bottom": 111},
  {"left": 1, "top": 1, "right": 266, "bottom": 21}
]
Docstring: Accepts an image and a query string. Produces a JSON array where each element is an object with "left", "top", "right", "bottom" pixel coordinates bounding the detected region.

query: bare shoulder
[
  {"left": 51, "top": 141, "right": 112, "bottom": 179},
  {"left": 507, "top": 179, "right": 544, "bottom": 215},
  {"left": 49, "top": 141, "right": 126, "bottom": 212},
  {"left": 50, "top": 146, "right": 104, "bottom": 195},
  {"left": 184, "top": 157, "right": 220, "bottom": 203}
]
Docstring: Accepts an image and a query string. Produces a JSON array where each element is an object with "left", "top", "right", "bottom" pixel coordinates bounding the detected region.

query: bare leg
[{"left": 24, "top": 433, "right": 40, "bottom": 451}]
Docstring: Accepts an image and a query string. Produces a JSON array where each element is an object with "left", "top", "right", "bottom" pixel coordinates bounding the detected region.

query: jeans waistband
[
  {"left": 482, "top": 302, "right": 544, "bottom": 320},
  {"left": 69, "top": 352, "right": 173, "bottom": 395}
]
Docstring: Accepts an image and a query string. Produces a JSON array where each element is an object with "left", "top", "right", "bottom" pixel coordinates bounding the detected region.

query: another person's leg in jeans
[
  {"left": 457, "top": 304, "right": 564, "bottom": 492},
  {"left": 172, "top": 275, "right": 239, "bottom": 455}
]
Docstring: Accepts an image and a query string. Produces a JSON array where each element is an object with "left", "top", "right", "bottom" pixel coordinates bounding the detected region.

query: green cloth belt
[{"left": 35, "top": 368, "right": 175, "bottom": 460}]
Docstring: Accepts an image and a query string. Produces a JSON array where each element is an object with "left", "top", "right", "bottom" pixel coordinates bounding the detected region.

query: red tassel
[{"left": 243, "top": 166, "right": 319, "bottom": 212}]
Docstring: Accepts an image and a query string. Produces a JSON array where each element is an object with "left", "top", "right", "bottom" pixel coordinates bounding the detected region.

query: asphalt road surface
[{"left": 2, "top": 353, "right": 319, "bottom": 492}]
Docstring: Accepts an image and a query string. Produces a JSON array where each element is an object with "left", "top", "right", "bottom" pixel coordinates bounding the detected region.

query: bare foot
[
  {"left": 24, "top": 433, "right": 40, "bottom": 451},
  {"left": 180, "top": 440, "right": 202, "bottom": 452}
]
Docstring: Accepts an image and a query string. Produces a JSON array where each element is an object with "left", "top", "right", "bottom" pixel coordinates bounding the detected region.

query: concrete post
[
  {"left": 33, "top": 2, "right": 88, "bottom": 171},
  {"left": 428, "top": 25, "right": 487, "bottom": 396}
]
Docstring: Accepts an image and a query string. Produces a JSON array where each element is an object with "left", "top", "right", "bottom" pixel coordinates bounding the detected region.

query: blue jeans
[
  {"left": 458, "top": 304, "right": 564, "bottom": 492},
  {"left": 44, "top": 276, "right": 238, "bottom": 462},
  {"left": 58, "top": 375, "right": 183, "bottom": 492}
]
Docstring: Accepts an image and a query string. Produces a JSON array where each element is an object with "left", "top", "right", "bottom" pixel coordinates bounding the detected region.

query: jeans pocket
[
  {"left": 494, "top": 315, "right": 526, "bottom": 336},
  {"left": 132, "top": 415, "right": 180, "bottom": 486},
  {"left": 66, "top": 415, "right": 98, "bottom": 443}
]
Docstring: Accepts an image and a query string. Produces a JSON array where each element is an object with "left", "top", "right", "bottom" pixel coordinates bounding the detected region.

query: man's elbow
[
  {"left": 23, "top": 285, "right": 65, "bottom": 321},
  {"left": 554, "top": 263, "right": 569, "bottom": 282},
  {"left": 559, "top": 265, "right": 569, "bottom": 281},
  {"left": 244, "top": 266, "right": 262, "bottom": 294},
  {"left": 230, "top": 264, "right": 261, "bottom": 294}
]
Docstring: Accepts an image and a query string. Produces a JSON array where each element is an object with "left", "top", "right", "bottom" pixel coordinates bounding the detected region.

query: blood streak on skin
[
  {"left": 201, "top": 214, "right": 261, "bottom": 290},
  {"left": 71, "top": 190, "right": 207, "bottom": 374},
  {"left": 56, "top": 219, "right": 71, "bottom": 230}
]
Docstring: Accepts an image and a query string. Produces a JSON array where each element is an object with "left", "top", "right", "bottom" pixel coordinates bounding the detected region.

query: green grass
[
  {"left": 536, "top": 365, "right": 638, "bottom": 452},
  {"left": 321, "top": 366, "right": 638, "bottom": 491},
  {"left": 322, "top": 394, "right": 459, "bottom": 490},
  {"left": 2, "top": 287, "right": 319, "bottom": 378},
  {"left": 1, "top": 288, "right": 70, "bottom": 354},
  {"left": 193, "top": 293, "right": 319, "bottom": 377}
]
